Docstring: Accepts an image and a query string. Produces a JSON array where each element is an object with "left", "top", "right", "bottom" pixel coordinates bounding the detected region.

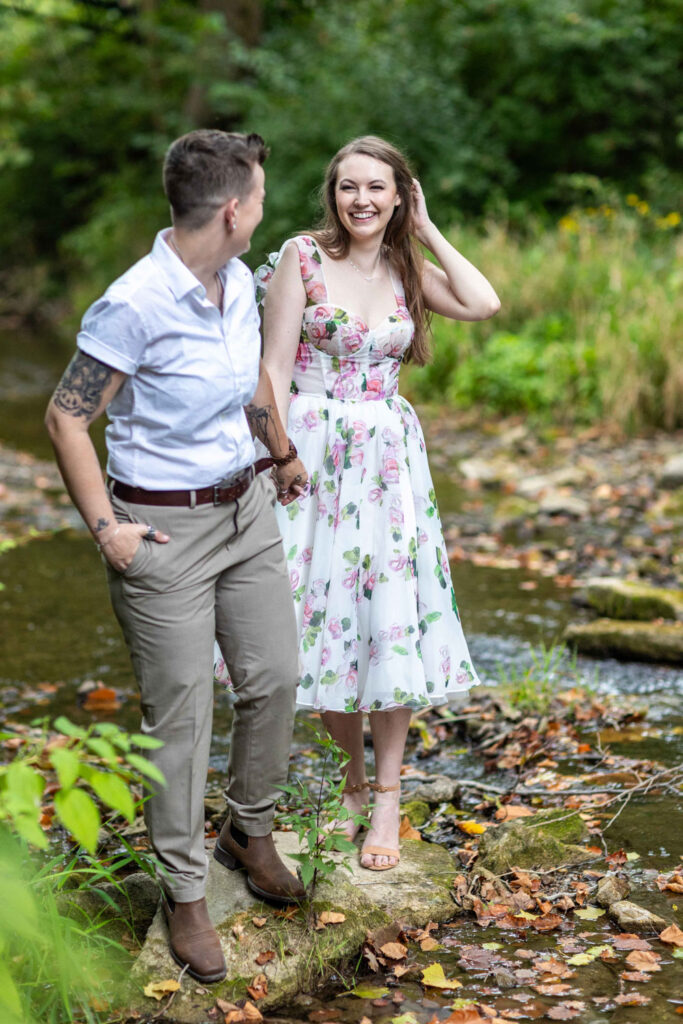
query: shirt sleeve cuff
[{"left": 77, "top": 331, "right": 138, "bottom": 376}]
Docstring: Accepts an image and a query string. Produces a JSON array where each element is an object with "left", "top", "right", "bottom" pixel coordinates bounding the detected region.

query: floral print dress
[{"left": 215, "top": 234, "right": 480, "bottom": 712}]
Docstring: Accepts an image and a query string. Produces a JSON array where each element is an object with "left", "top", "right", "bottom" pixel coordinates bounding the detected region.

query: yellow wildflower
[
  {"left": 665, "top": 211, "right": 681, "bottom": 227},
  {"left": 626, "top": 194, "right": 639, "bottom": 206},
  {"left": 636, "top": 200, "right": 650, "bottom": 216},
  {"left": 559, "top": 215, "right": 579, "bottom": 233}
]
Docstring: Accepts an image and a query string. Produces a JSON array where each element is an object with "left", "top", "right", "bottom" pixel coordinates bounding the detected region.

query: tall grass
[{"left": 403, "top": 201, "right": 682, "bottom": 432}]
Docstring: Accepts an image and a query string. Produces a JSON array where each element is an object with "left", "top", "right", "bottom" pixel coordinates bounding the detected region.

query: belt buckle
[{"left": 213, "top": 484, "right": 223, "bottom": 506}]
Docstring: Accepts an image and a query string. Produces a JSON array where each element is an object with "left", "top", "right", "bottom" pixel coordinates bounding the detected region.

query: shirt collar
[{"left": 151, "top": 229, "right": 248, "bottom": 301}]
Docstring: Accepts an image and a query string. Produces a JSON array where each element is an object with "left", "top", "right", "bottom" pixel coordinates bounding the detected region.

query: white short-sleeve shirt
[{"left": 77, "top": 230, "right": 261, "bottom": 489}]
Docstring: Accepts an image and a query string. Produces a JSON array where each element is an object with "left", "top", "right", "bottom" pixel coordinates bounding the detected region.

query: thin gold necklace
[
  {"left": 348, "top": 251, "right": 383, "bottom": 282},
  {"left": 169, "top": 233, "right": 223, "bottom": 308}
]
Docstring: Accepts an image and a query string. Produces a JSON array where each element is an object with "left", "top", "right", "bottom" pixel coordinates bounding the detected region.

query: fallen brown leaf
[
  {"left": 612, "top": 933, "right": 653, "bottom": 951},
  {"left": 620, "top": 971, "right": 650, "bottom": 982},
  {"left": 546, "top": 1003, "right": 585, "bottom": 1021},
  {"left": 246, "top": 974, "right": 268, "bottom": 1001},
  {"left": 255, "top": 951, "right": 276, "bottom": 965},
  {"left": 494, "top": 805, "right": 534, "bottom": 821},
  {"left": 399, "top": 815, "right": 422, "bottom": 841},
  {"left": 659, "top": 922, "right": 683, "bottom": 947},
  {"left": 420, "top": 937, "right": 440, "bottom": 951},
  {"left": 380, "top": 941, "right": 408, "bottom": 960},
  {"left": 624, "top": 950, "right": 661, "bottom": 972},
  {"left": 614, "top": 992, "right": 650, "bottom": 1006},
  {"left": 532, "top": 983, "right": 572, "bottom": 996},
  {"left": 252, "top": 916, "right": 267, "bottom": 928}
]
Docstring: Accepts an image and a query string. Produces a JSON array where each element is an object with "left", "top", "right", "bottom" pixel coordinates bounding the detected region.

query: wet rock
[
  {"left": 493, "top": 967, "right": 517, "bottom": 988},
  {"left": 608, "top": 900, "right": 668, "bottom": 930},
  {"left": 537, "top": 490, "right": 590, "bottom": 517},
  {"left": 660, "top": 454, "right": 683, "bottom": 489},
  {"left": 516, "top": 467, "right": 588, "bottom": 497},
  {"left": 406, "top": 775, "right": 459, "bottom": 804},
  {"left": 583, "top": 578, "right": 683, "bottom": 622},
  {"left": 400, "top": 799, "right": 431, "bottom": 826},
  {"left": 457, "top": 458, "right": 516, "bottom": 486},
  {"left": 595, "top": 874, "right": 630, "bottom": 907},
  {"left": 128, "top": 831, "right": 458, "bottom": 1022},
  {"left": 564, "top": 619, "right": 683, "bottom": 664},
  {"left": 476, "top": 809, "right": 591, "bottom": 875}
]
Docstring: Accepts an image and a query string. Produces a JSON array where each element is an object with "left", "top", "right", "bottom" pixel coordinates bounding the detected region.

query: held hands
[
  {"left": 96, "top": 521, "right": 170, "bottom": 573},
  {"left": 273, "top": 457, "right": 308, "bottom": 506},
  {"left": 410, "top": 178, "right": 432, "bottom": 240}
]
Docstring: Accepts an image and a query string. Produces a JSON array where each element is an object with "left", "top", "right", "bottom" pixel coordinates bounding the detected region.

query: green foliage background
[{"left": 1, "top": 0, "right": 681, "bottom": 427}]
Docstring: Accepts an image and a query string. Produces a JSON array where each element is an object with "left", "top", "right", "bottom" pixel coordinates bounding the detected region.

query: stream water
[{"left": 1, "top": 328, "right": 682, "bottom": 1021}]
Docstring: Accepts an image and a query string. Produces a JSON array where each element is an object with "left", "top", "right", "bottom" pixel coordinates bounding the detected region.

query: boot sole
[{"left": 213, "top": 840, "right": 303, "bottom": 907}]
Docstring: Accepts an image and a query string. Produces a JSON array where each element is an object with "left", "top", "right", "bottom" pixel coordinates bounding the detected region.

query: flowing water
[{"left": 1, "top": 328, "right": 682, "bottom": 1021}]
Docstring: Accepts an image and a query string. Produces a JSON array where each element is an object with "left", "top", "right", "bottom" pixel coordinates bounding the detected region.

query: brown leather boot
[
  {"left": 162, "top": 895, "right": 226, "bottom": 983},
  {"left": 213, "top": 818, "right": 305, "bottom": 905}
]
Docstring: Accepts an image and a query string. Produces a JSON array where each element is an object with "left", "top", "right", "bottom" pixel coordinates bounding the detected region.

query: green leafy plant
[
  {"left": 279, "top": 725, "right": 369, "bottom": 907},
  {"left": 497, "top": 643, "right": 575, "bottom": 715},
  {"left": 0, "top": 716, "right": 164, "bottom": 855},
  {"left": 0, "top": 718, "right": 166, "bottom": 1023}
]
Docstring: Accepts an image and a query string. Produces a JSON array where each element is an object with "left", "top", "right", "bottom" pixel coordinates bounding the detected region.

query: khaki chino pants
[{"left": 106, "top": 473, "right": 298, "bottom": 902}]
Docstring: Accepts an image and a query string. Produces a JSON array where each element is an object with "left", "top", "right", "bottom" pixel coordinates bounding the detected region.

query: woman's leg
[
  {"left": 320, "top": 710, "right": 368, "bottom": 840},
  {"left": 361, "top": 708, "right": 412, "bottom": 869}
]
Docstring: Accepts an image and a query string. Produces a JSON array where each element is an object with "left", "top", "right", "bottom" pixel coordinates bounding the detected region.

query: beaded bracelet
[{"left": 271, "top": 440, "right": 298, "bottom": 467}]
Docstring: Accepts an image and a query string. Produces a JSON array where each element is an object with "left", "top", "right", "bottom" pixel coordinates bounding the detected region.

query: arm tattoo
[
  {"left": 244, "top": 402, "right": 277, "bottom": 448},
  {"left": 52, "top": 351, "right": 114, "bottom": 421},
  {"left": 94, "top": 518, "right": 110, "bottom": 535}
]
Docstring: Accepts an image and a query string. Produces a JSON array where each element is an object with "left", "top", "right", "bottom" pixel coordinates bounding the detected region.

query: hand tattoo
[
  {"left": 52, "top": 351, "right": 114, "bottom": 421},
  {"left": 245, "top": 402, "right": 277, "bottom": 448}
]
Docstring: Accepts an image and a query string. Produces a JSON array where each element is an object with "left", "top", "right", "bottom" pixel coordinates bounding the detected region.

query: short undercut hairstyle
[{"left": 163, "top": 129, "right": 268, "bottom": 230}]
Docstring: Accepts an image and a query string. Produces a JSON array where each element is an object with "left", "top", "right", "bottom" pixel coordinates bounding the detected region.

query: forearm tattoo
[
  {"left": 94, "top": 517, "right": 110, "bottom": 536},
  {"left": 52, "top": 351, "right": 114, "bottom": 421},
  {"left": 245, "top": 402, "right": 278, "bottom": 448}
]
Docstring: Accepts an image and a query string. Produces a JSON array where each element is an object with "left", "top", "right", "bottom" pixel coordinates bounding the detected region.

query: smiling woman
[{"left": 216, "top": 134, "right": 501, "bottom": 873}]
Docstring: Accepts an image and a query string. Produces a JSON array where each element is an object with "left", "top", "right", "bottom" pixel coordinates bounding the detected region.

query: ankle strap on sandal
[
  {"left": 369, "top": 781, "right": 400, "bottom": 793},
  {"left": 342, "top": 780, "right": 370, "bottom": 794}
]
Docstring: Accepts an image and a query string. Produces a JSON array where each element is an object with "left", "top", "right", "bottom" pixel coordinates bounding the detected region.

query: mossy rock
[
  {"left": 126, "top": 833, "right": 458, "bottom": 1022},
  {"left": 400, "top": 799, "right": 431, "bottom": 826},
  {"left": 583, "top": 578, "right": 683, "bottom": 622},
  {"left": 476, "top": 810, "right": 591, "bottom": 875},
  {"left": 564, "top": 619, "right": 683, "bottom": 664}
]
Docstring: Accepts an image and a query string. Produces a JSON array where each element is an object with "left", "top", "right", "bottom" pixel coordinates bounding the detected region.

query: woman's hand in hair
[{"left": 410, "top": 178, "right": 431, "bottom": 241}]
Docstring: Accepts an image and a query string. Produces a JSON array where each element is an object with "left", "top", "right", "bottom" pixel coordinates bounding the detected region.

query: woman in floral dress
[{"left": 220, "top": 136, "right": 500, "bottom": 869}]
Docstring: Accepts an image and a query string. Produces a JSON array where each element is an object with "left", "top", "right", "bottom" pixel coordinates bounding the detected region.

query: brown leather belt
[{"left": 109, "top": 461, "right": 273, "bottom": 507}]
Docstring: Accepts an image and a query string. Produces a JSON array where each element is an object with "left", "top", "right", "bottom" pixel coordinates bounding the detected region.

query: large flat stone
[
  {"left": 564, "top": 619, "right": 683, "bottom": 664},
  {"left": 126, "top": 831, "right": 457, "bottom": 1022},
  {"left": 582, "top": 577, "right": 683, "bottom": 622}
]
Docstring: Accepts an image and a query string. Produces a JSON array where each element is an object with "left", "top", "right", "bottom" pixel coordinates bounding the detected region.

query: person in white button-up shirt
[{"left": 46, "top": 130, "right": 308, "bottom": 984}]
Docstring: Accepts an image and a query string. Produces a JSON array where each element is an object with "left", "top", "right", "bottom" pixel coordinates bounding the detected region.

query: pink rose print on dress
[
  {"left": 303, "top": 410, "right": 320, "bottom": 430},
  {"left": 296, "top": 341, "right": 313, "bottom": 369},
  {"left": 368, "top": 486, "right": 383, "bottom": 503},
  {"left": 440, "top": 645, "right": 451, "bottom": 679},
  {"left": 342, "top": 568, "right": 358, "bottom": 589},
  {"left": 289, "top": 569, "right": 300, "bottom": 591},
  {"left": 382, "top": 454, "right": 401, "bottom": 485},
  {"left": 345, "top": 331, "right": 365, "bottom": 354},
  {"left": 352, "top": 421, "right": 372, "bottom": 444},
  {"left": 308, "top": 281, "right": 327, "bottom": 304},
  {"left": 389, "top": 554, "right": 408, "bottom": 573},
  {"left": 321, "top": 646, "right": 331, "bottom": 667},
  {"left": 299, "top": 547, "right": 313, "bottom": 564},
  {"left": 331, "top": 371, "right": 360, "bottom": 401},
  {"left": 455, "top": 667, "right": 471, "bottom": 686},
  {"left": 327, "top": 618, "right": 343, "bottom": 639},
  {"left": 389, "top": 501, "right": 404, "bottom": 527}
]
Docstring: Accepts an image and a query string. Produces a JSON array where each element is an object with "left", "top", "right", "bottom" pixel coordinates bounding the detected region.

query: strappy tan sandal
[{"left": 360, "top": 782, "right": 401, "bottom": 871}]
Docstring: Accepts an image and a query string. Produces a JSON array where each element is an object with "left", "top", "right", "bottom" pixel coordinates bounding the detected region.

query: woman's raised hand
[{"left": 410, "top": 178, "right": 431, "bottom": 238}]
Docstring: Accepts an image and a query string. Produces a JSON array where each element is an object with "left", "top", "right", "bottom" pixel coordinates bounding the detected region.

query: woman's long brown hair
[{"left": 311, "top": 136, "right": 431, "bottom": 365}]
